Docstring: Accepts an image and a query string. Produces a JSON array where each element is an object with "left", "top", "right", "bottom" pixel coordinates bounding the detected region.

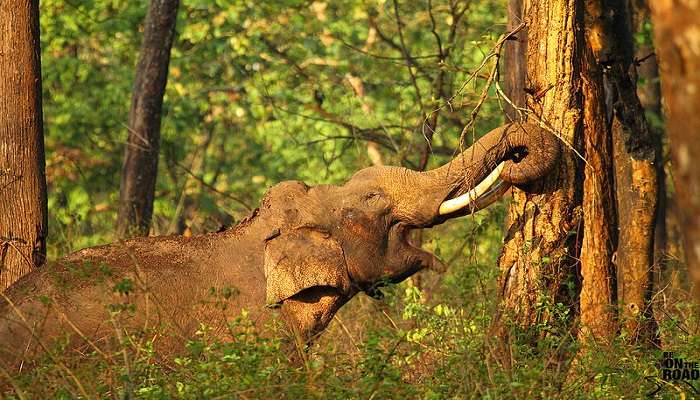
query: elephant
[{"left": 0, "top": 122, "right": 560, "bottom": 369}]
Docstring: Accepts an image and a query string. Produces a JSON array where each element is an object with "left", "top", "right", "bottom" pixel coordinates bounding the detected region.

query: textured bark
[
  {"left": 0, "top": 1, "right": 48, "bottom": 290},
  {"left": 627, "top": 0, "right": 667, "bottom": 280},
  {"left": 612, "top": 124, "right": 658, "bottom": 340},
  {"left": 647, "top": 1, "right": 700, "bottom": 302},
  {"left": 117, "top": 0, "right": 179, "bottom": 238},
  {"left": 579, "top": 1, "right": 618, "bottom": 340},
  {"left": 497, "top": 0, "right": 583, "bottom": 330},
  {"left": 588, "top": 0, "right": 660, "bottom": 341},
  {"left": 503, "top": 0, "right": 527, "bottom": 122}
]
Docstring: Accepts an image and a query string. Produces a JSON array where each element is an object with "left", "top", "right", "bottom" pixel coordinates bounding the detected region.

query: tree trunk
[
  {"left": 346, "top": 73, "right": 384, "bottom": 166},
  {"left": 0, "top": 1, "right": 48, "bottom": 291},
  {"left": 611, "top": 120, "right": 658, "bottom": 341},
  {"left": 588, "top": 0, "right": 660, "bottom": 341},
  {"left": 580, "top": 0, "right": 618, "bottom": 340},
  {"left": 117, "top": 0, "right": 179, "bottom": 238},
  {"left": 497, "top": 0, "right": 583, "bottom": 332},
  {"left": 503, "top": 0, "right": 527, "bottom": 122},
  {"left": 627, "top": 0, "right": 667, "bottom": 289},
  {"left": 499, "top": 0, "right": 621, "bottom": 342},
  {"left": 647, "top": 0, "right": 700, "bottom": 302}
]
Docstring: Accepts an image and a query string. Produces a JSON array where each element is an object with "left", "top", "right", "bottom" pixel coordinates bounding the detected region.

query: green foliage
[
  {"left": 40, "top": 0, "right": 507, "bottom": 255},
  {"left": 5, "top": 270, "right": 698, "bottom": 398}
]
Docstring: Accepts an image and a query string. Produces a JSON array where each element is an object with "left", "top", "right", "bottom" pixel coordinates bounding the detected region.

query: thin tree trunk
[
  {"left": 503, "top": 0, "right": 527, "bottom": 122},
  {"left": 648, "top": 0, "right": 700, "bottom": 302},
  {"left": 0, "top": 1, "right": 48, "bottom": 291},
  {"left": 588, "top": 0, "right": 660, "bottom": 341},
  {"left": 611, "top": 121, "right": 658, "bottom": 341},
  {"left": 580, "top": 0, "right": 618, "bottom": 341},
  {"left": 627, "top": 0, "right": 667, "bottom": 289},
  {"left": 346, "top": 73, "right": 384, "bottom": 166},
  {"left": 497, "top": 0, "right": 583, "bottom": 332},
  {"left": 117, "top": 0, "right": 179, "bottom": 238}
]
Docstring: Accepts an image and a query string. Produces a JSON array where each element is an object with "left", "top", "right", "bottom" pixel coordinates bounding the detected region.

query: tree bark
[
  {"left": 0, "top": 1, "right": 48, "bottom": 290},
  {"left": 497, "top": 0, "right": 583, "bottom": 332},
  {"left": 580, "top": 0, "right": 618, "bottom": 340},
  {"left": 503, "top": 0, "right": 527, "bottom": 122},
  {"left": 587, "top": 0, "right": 660, "bottom": 341},
  {"left": 117, "top": 0, "right": 179, "bottom": 238},
  {"left": 647, "top": 0, "right": 700, "bottom": 302},
  {"left": 627, "top": 0, "right": 667, "bottom": 287},
  {"left": 499, "top": 0, "right": 622, "bottom": 342}
]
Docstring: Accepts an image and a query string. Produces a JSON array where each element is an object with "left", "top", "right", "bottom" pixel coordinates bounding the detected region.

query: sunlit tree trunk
[
  {"left": 587, "top": 0, "right": 660, "bottom": 341},
  {"left": 648, "top": 0, "right": 700, "bottom": 302},
  {"left": 0, "top": 1, "right": 48, "bottom": 290},
  {"left": 627, "top": 0, "right": 667, "bottom": 289},
  {"left": 499, "top": 0, "right": 620, "bottom": 341},
  {"left": 497, "top": 0, "right": 584, "bottom": 332},
  {"left": 117, "top": 0, "right": 179, "bottom": 238},
  {"left": 580, "top": 0, "right": 618, "bottom": 341}
]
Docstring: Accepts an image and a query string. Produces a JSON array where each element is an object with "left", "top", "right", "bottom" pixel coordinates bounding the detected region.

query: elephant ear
[{"left": 263, "top": 228, "right": 352, "bottom": 306}]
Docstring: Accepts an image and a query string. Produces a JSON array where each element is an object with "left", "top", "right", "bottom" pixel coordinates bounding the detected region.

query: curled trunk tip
[{"left": 500, "top": 123, "right": 561, "bottom": 186}]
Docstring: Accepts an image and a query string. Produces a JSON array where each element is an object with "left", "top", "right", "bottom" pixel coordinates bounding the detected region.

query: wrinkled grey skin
[{"left": 0, "top": 123, "right": 559, "bottom": 368}]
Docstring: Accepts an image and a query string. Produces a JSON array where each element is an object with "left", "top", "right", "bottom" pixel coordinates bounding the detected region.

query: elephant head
[{"left": 258, "top": 122, "right": 560, "bottom": 328}]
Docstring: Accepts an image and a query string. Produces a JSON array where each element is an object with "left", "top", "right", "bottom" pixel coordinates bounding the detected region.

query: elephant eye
[
  {"left": 364, "top": 191, "right": 388, "bottom": 208},
  {"left": 365, "top": 191, "right": 381, "bottom": 201}
]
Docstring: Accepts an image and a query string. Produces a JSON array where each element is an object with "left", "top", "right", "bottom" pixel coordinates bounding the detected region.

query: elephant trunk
[{"left": 405, "top": 123, "right": 560, "bottom": 226}]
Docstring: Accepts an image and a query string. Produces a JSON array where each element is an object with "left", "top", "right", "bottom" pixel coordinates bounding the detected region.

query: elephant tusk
[
  {"left": 438, "top": 162, "right": 507, "bottom": 215},
  {"left": 465, "top": 178, "right": 511, "bottom": 212}
]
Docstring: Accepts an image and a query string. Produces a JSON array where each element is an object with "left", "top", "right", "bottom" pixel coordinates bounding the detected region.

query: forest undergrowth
[{"left": 2, "top": 206, "right": 697, "bottom": 400}]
